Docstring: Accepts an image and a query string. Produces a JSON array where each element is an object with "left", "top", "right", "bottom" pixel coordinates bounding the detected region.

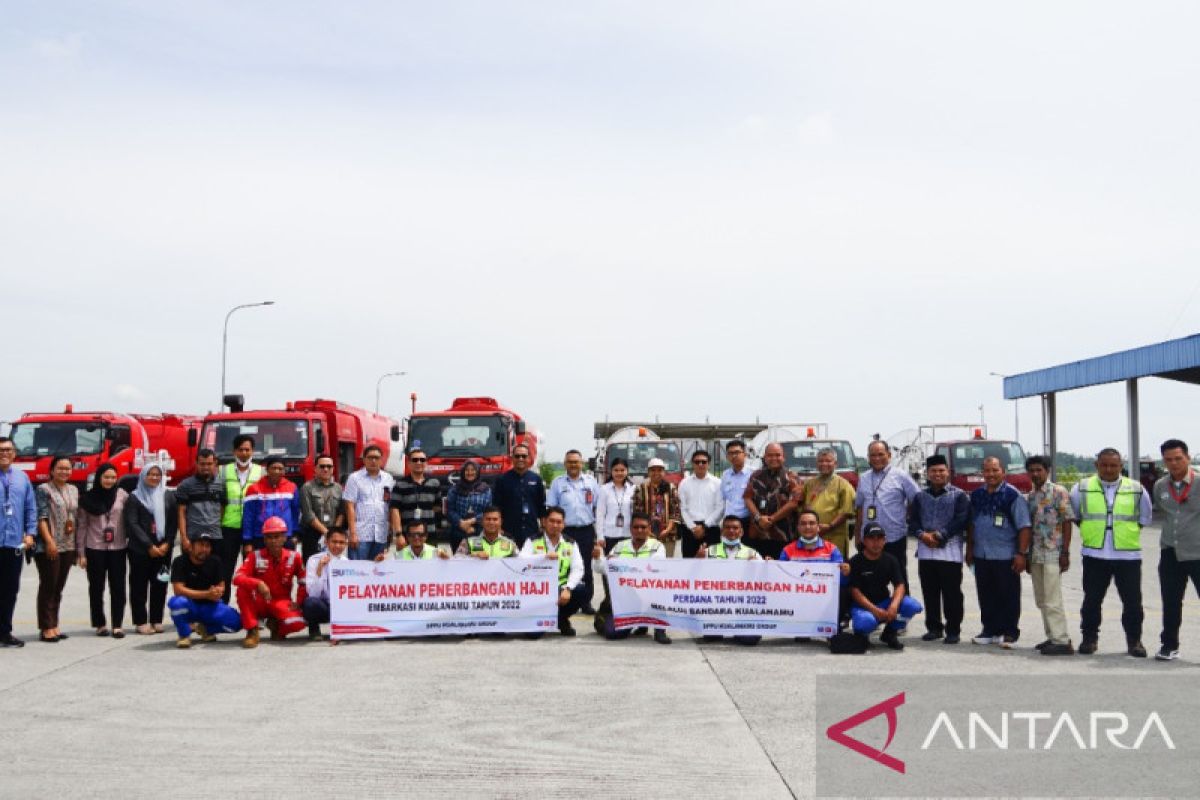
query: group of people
[{"left": 1, "top": 433, "right": 1197, "bottom": 660}]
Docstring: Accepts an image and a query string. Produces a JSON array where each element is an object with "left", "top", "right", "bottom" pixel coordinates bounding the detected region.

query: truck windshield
[
  {"left": 783, "top": 441, "right": 857, "bottom": 473},
  {"left": 408, "top": 415, "right": 508, "bottom": 458},
  {"left": 608, "top": 442, "right": 682, "bottom": 474},
  {"left": 948, "top": 441, "right": 1028, "bottom": 475},
  {"left": 9, "top": 422, "right": 106, "bottom": 457},
  {"left": 200, "top": 419, "right": 310, "bottom": 459}
]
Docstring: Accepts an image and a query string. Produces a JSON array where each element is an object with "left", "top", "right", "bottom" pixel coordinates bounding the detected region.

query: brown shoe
[
  {"left": 194, "top": 622, "right": 216, "bottom": 643},
  {"left": 242, "top": 629, "right": 260, "bottom": 649},
  {"left": 176, "top": 637, "right": 192, "bottom": 649}
]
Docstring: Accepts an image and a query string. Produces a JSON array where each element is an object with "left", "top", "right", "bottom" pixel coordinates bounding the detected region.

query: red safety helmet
[{"left": 262, "top": 516, "right": 289, "bottom": 535}]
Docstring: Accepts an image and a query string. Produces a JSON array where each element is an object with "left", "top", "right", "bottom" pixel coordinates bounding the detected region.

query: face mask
[
  {"left": 721, "top": 537, "right": 740, "bottom": 547},
  {"left": 236, "top": 457, "right": 252, "bottom": 468},
  {"left": 800, "top": 535, "right": 820, "bottom": 547}
]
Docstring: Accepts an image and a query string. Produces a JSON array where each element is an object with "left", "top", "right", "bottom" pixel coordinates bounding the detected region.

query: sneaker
[
  {"left": 943, "top": 634, "right": 960, "bottom": 645},
  {"left": 972, "top": 633, "right": 998, "bottom": 645},
  {"left": 176, "top": 637, "right": 192, "bottom": 649},
  {"left": 1034, "top": 639, "right": 1051, "bottom": 651},
  {"left": 1127, "top": 641, "right": 1147, "bottom": 658},
  {"left": 653, "top": 629, "right": 672, "bottom": 645},
  {"left": 1041, "top": 642, "right": 1075, "bottom": 656},
  {"left": 242, "top": 629, "right": 260, "bottom": 649},
  {"left": 194, "top": 623, "right": 216, "bottom": 643},
  {"left": 1078, "top": 639, "right": 1098, "bottom": 655},
  {"left": 559, "top": 622, "right": 577, "bottom": 637},
  {"left": 999, "top": 635, "right": 1017, "bottom": 650},
  {"left": 880, "top": 629, "right": 904, "bottom": 651},
  {"left": 1155, "top": 646, "right": 1180, "bottom": 661},
  {"left": 921, "top": 631, "right": 944, "bottom": 642}
]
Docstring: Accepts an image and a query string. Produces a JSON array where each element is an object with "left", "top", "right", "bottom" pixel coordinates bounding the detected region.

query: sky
[{"left": 3, "top": 1, "right": 1199, "bottom": 461}]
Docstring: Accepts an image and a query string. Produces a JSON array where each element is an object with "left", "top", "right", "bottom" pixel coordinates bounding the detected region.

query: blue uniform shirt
[
  {"left": 970, "top": 483, "right": 1032, "bottom": 560},
  {"left": 0, "top": 467, "right": 38, "bottom": 548},
  {"left": 720, "top": 466, "right": 753, "bottom": 518},
  {"left": 547, "top": 473, "right": 599, "bottom": 527}
]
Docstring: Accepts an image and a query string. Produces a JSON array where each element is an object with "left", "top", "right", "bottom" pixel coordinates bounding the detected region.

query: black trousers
[
  {"left": 0, "top": 547, "right": 23, "bottom": 638},
  {"left": 681, "top": 525, "right": 721, "bottom": 558},
  {"left": 884, "top": 539, "right": 909, "bottom": 587},
  {"left": 917, "top": 559, "right": 963, "bottom": 635},
  {"left": 128, "top": 550, "right": 169, "bottom": 626},
  {"left": 1159, "top": 547, "right": 1200, "bottom": 650},
  {"left": 219, "top": 528, "right": 243, "bottom": 604},
  {"left": 85, "top": 548, "right": 127, "bottom": 629},
  {"left": 564, "top": 525, "right": 596, "bottom": 607},
  {"left": 975, "top": 557, "right": 1021, "bottom": 639},
  {"left": 1080, "top": 556, "right": 1142, "bottom": 643},
  {"left": 559, "top": 584, "right": 586, "bottom": 629},
  {"left": 299, "top": 526, "right": 323, "bottom": 562}
]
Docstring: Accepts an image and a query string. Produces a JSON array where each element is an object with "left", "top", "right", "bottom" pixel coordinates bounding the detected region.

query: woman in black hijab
[{"left": 76, "top": 463, "right": 130, "bottom": 637}]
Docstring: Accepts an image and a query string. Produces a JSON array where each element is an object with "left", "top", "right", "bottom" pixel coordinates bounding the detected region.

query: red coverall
[{"left": 233, "top": 547, "right": 308, "bottom": 635}]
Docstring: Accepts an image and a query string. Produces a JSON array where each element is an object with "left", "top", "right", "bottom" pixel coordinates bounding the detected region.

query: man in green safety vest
[
  {"left": 1069, "top": 447, "right": 1153, "bottom": 657},
  {"left": 218, "top": 434, "right": 262, "bottom": 603},
  {"left": 454, "top": 507, "right": 518, "bottom": 559},
  {"left": 378, "top": 523, "right": 450, "bottom": 561},
  {"left": 592, "top": 511, "right": 671, "bottom": 644},
  {"left": 698, "top": 515, "right": 763, "bottom": 645},
  {"left": 520, "top": 506, "right": 585, "bottom": 636}
]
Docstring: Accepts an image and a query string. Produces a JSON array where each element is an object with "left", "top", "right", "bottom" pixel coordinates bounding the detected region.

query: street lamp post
[
  {"left": 376, "top": 371, "right": 407, "bottom": 413},
  {"left": 221, "top": 301, "right": 275, "bottom": 407},
  {"left": 989, "top": 372, "right": 1019, "bottom": 443}
]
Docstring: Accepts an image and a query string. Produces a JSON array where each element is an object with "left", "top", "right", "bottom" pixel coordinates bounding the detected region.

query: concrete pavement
[{"left": 1, "top": 526, "right": 1197, "bottom": 799}]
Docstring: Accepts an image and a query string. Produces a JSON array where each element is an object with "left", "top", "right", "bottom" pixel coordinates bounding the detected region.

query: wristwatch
[{"left": 1017, "top": 549, "right": 1030, "bottom": 557}]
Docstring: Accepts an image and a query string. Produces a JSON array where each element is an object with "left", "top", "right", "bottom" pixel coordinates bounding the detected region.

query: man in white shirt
[
  {"left": 679, "top": 450, "right": 724, "bottom": 558},
  {"left": 520, "top": 507, "right": 585, "bottom": 636},
  {"left": 302, "top": 528, "right": 350, "bottom": 642},
  {"left": 343, "top": 445, "right": 396, "bottom": 561}
]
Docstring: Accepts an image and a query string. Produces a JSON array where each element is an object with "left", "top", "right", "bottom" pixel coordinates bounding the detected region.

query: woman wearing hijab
[
  {"left": 76, "top": 463, "right": 129, "bottom": 637},
  {"left": 124, "top": 463, "right": 178, "bottom": 634},
  {"left": 445, "top": 460, "right": 492, "bottom": 554},
  {"left": 35, "top": 455, "right": 79, "bottom": 642}
]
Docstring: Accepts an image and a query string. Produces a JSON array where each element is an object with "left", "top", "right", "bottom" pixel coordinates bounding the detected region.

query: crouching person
[
  {"left": 303, "top": 527, "right": 351, "bottom": 641},
  {"left": 168, "top": 532, "right": 241, "bottom": 648},
  {"left": 697, "top": 515, "right": 763, "bottom": 645},
  {"left": 520, "top": 507, "right": 586, "bottom": 637},
  {"left": 848, "top": 523, "right": 922, "bottom": 650},
  {"left": 591, "top": 512, "right": 670, "bottom": 644},
  {"left": 234, "top": 516, "right": 307, "bottom": 648}
]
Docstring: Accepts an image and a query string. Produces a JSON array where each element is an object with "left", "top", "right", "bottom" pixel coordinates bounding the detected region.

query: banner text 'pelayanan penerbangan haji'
[
  {"left": 330, "top": 557, "right": 558, "bottom": 638},
  {"left": 604, "top": 558, "right": 840, "bottom": 637}
]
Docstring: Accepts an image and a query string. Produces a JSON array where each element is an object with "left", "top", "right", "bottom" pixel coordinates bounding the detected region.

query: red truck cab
[
  {"left": 932, "top": 437, "right": 1032, "bottom": 493},
  {"left": 197, "top": 398, "right": 402, "bottom": 485},
  {"left": 406, "top": 397, "right": 537, "bottom": 483},
  {"left": 8, "top": 407, "right": 200, "bottom": 488},
  {"left": 779, "top": 438, "right": 860, "bottom": 488}
]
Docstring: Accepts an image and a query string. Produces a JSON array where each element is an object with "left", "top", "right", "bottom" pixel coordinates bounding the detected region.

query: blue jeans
[
  {"left": 353, "top": 540, "right": 385, "bottom": 561},
  {"left": 851, "top": 596, "right": 923, "bottom": 635},
  {"left": 168, "top": 596, "right": 242, "bottom": 638}
]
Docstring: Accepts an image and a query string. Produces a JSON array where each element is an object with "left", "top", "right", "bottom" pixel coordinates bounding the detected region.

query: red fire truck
[
  {"left": 406, "top": 397, "right": 539, "bottom": 483},
  {"left": 894, "top": 424, "right": 1031, "bottom": 493},
  {"left": 8, "top": 406, "right": 201, "bottom": 488},
  {"left": 196, "top": 397, "right": 402, "bottom": 485}
]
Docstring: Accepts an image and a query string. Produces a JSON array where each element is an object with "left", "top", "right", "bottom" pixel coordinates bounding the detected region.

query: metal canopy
[
  {"left": 593, "top": 422, "right": 769, "bottom": 441},
  {"left": 1003, "top": 333, "right": 1200, "bottom": 400}
]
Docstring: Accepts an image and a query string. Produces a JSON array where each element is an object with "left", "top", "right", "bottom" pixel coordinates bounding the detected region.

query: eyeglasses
[
  {"left": 0, "top": 448, "right": 14, "bottom": 454},
  {"left": 693, "top": 459, "right": 709, "bottom": 465},
  {"left": 513, "top": 454, "right": 528, "bottom": 459},
  {"left": 317, "top": 464, "right": 333, "bottom": 469},
  {"left": 409, "top": 457, "right": 426, "bottom": 463}
]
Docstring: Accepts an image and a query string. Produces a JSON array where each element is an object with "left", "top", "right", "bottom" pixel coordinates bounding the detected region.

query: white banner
[
  {"left": 329, "top": 557, "right": 559, "bottom": 639},
  {"left": 604, "top": 558, "right": 841, "bottom": 637}
]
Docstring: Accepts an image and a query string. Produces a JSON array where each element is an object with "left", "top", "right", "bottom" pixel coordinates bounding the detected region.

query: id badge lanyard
[{"left": 867, "top": 468, "right": 889, "bottom": 521}]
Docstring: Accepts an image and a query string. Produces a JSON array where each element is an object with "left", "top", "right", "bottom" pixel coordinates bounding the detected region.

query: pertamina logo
[{"left": 826, "top": 692, "right": 906, "bottom": 774}]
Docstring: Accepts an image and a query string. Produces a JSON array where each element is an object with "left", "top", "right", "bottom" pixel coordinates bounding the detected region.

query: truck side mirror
[
  {"left": 587, "top": 457, "right": 596, "bottom": 472},
  {"left": 186, "top": 429, "right": 198, "bottom": 448},
  {"left": 390, "top": 425, "right": 401, "bottom": 442},
  {"left": 515, "top": 420, "right": 526, "bottom": 436}
]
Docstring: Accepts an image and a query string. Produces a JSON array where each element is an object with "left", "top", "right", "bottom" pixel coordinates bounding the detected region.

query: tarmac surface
[{"left": 1, "top": 525, "right": 1197, "bottom": 799}]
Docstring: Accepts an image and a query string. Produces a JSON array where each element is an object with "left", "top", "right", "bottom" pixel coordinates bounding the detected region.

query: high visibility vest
[
  {"left": 467, "top": 535, "right": 517, "bottom": 558},
  {"left": 708, "top": 542, "right": 758, "bottom": 560},
  {"left": 399, "top": 546, "right": 435, "bottom": 560},
  {"left": 220, "top": 462, "right": 262, "bottom": 529},
  {"left": 609, "top": 538, "right": 662, "bottom": 559},
  {"left": 532, "top": 535, "right": 574, "bottom": 585},
  {"left": 1078, "top": 475, "right": 1142, "bottom": 551}
]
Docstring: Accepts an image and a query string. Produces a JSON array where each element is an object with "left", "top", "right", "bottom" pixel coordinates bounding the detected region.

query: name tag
[
  {"left": 866, "top": 506, "right": 877, "bottom": 520},
  {"left": 993, "top": 514, "right": 1005, "bottom": 528}
]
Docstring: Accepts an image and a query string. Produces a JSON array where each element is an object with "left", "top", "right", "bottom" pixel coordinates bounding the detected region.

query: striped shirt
[
  {"left": 343, "top": 469, "right": 395, "bottom": 545},
  {"left": 390, "top": 476, "right": 445, "bottom": 533}
]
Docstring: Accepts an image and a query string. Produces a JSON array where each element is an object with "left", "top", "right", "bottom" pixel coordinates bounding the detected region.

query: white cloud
[
  {"left": 795, "top": 111, "right": 834, "bottom": 145},
  {"left": 31, "top": 33, "right": 84, "bottom": 64}
]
